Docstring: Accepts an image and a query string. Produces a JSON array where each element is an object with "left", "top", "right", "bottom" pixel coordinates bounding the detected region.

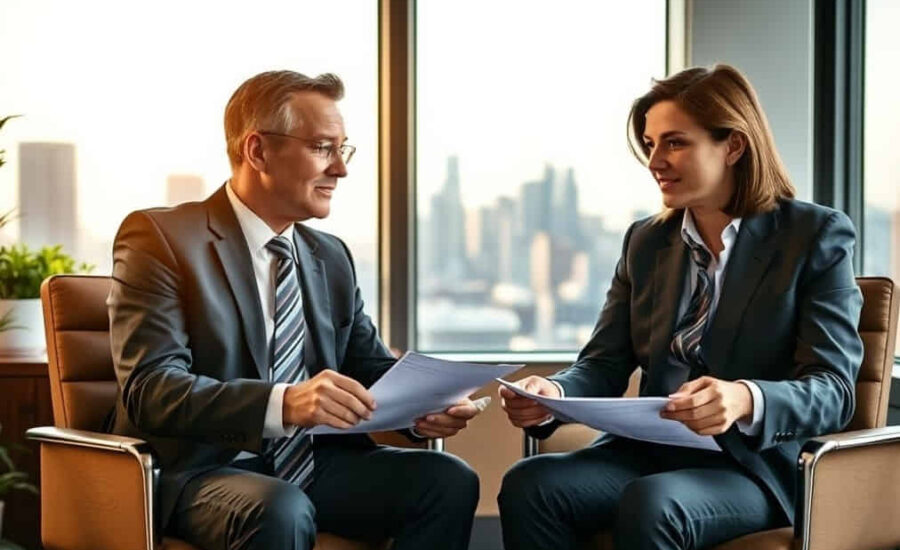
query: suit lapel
[
  {"left": 701, "top": 206, "right": 780, "bottom": 376},
  {"left": 207, "top": 186, "right": 269, "bottom": 380},
  {"left": 294, "top": 225, "right": 335, "bottom": 372},
  {"left": 646, "top": 213, "right": 690, "bottom": 395}
]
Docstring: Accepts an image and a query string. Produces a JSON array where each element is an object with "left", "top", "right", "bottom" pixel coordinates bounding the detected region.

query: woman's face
[{"left": 642, "top": 100, "right": 739, "bottom": 213}]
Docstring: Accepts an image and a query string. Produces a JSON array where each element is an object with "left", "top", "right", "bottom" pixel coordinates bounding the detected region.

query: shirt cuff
[
  {"left": 549, "top": 380, "right": 565, "bottom": 398},
  {"left": 409, "top": 426, "right": 427, "bottom": 438},
  {"left": 263, "top": 383, "right": 298, "bottom": 438},
  {"left": 735, "top": 380, "right": 764, "bottom": 436},
  {"left": 536, "top": 380, "right": 566, "bottom": 426}
]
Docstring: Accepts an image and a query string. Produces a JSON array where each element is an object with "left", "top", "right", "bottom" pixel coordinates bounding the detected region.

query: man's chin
[{"left": 306, "top": 201, "right": 332, "bottom": 220}]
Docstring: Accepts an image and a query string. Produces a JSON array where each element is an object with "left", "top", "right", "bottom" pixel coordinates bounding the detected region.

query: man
[{"left": 108, "top": 70, "right": 479, "bottom": 550}]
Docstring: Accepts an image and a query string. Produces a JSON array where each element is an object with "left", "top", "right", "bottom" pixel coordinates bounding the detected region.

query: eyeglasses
[{"left": 258, "top": 131, "right": 356, "bottom": 164}]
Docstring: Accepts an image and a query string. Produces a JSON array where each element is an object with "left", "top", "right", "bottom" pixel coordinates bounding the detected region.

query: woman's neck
[{"left": 689, "top": 206, "right": 732, "bottom": 259}]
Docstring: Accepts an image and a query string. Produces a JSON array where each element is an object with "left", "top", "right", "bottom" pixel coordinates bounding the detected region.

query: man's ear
[
  {"left": 244, "top": 132, "right": 267, "bottom": 172},
  {"left": 725, "top": 131, "right": 747, "bottom": 167}
]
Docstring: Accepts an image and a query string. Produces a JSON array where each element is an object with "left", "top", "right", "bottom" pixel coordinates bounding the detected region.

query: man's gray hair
[{"left": 224, "top": 70, "right": 344, "bottom": 168}]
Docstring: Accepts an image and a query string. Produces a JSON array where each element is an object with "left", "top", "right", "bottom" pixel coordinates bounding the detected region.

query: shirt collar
[
  {"left": 225, "top": 181, "right": 295, "bottom": 256},
  {"left": 681, "top": 208, "right": 742, "bottom": 253}
]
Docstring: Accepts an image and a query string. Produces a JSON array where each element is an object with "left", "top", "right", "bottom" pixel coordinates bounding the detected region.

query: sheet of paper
[
  {"left": 309, "top": 353, "right": 523, "bottom": 435},
  {"left": 497, "top": 379, "right": 721, "bottom": 451}
]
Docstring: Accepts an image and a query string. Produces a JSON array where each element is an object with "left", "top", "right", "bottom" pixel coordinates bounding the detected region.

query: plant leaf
[
  {"left": 0, "top": 446, "right": 14, "bottom": 471},
  {"left": 0, "top": 114, "right": 22, "bottom": 132}
]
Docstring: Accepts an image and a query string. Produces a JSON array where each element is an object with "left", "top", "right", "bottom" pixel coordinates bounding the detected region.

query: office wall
[{"left": 690, "top": 0, "right": 814, "bottom": 199}]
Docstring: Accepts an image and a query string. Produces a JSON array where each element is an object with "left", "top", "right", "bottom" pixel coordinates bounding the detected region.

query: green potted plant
[
  {"left": 0, "top": 115, "right": 92, "bottom": 356},
  {"left": 0, "top": 243, "right": 94, "bottom": 356},
  {"left": 0, "top": 422, "right": 38, "bottom": 543}
]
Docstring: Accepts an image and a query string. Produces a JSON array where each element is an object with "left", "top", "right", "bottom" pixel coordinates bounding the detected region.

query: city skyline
[{"left": 419, "top": 155, "right": 648, "bottom": 352}]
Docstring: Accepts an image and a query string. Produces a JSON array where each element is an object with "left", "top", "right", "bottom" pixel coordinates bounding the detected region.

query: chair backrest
[
  {"left": 847, "top": 277, "right": 899, "bottom": 431},
  {"left": 41, "top": 274, "right": 116, "bottom": 431}
]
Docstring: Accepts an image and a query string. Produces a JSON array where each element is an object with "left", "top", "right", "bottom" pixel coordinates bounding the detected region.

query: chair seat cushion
[
  {"left": 161, "top": 538, "right": 201, "bottom": 550},
  {"left": 161, "top": 534, "right": 387, "bottom": 550},
  {"left": 710, "top": 527, "right": 795, "bottom": 550},
  {"left": 586, "top": 527, "right": 794, "bottom": 550}
]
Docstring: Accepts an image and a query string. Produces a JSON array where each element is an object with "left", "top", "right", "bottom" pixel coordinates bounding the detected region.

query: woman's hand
[
  {"left": 413, "top": 399, "right": 481, "bottom": 438},
  {"left": 498, "top": 376, "right": 562, "bottom": 428},
  {"left": 660, "top": 376, "right": 753, "bottom": 435}
]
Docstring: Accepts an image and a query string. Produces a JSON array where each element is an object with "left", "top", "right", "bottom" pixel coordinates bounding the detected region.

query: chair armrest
[
  {"left": 796, "top": 426, "right": 900, "bottom": 550},
  {"left": 27, "top": 426, "right": 153, "bottom": 453},
  {"left": 26, "top": 426, "right": 159, "bottom": 550}
]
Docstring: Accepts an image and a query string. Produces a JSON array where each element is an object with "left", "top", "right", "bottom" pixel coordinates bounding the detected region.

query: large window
[
  {"left": 863, "top": 0, "right": 900, "bottom": 357},
  {"left": 0, "top": 0, "right": 379, "bottom": 315},
  {"left": 415, "top": 1, "right": 667, "bottom": 353}
]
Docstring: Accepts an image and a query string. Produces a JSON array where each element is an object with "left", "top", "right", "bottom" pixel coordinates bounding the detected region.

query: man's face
[{"left": 256, "top": 91, "right": 348, "bottom": 222}]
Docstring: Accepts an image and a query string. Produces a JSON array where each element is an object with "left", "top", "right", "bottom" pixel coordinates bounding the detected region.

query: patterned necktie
[
  {"left": 670, "top": 234, "right": 715, "bottom": 379},
  {"left": 265, "top": 236, "right": 314, "bottom": 489}
]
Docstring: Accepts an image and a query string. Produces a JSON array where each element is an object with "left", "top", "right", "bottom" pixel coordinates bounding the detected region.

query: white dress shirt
[
  {"left": 546, "top": 209, "right": 765, "bottom": 436},
  {"left": 679, "top": 209, "right": 764, "bottom": 435},
  {"left": 225, "top": 182, "right": 297, "bottom": 443}
]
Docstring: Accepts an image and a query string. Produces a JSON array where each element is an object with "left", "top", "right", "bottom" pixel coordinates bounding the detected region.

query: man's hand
[
  {"left": 283, "top": 370, "right": 376, "bottom": 429},
  {"left": 660, "top": 376, "right": 753, "bottom": 435},
  {"left": 413, "top": 399, "right": 481, "bottom": 438},
  {"left": 498, "top": 376, "right": 561, "bottom": 428}
]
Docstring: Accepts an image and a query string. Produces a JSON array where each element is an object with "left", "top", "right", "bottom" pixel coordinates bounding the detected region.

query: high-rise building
[
  {"left": 552, "top": 167, "right": 581, "bottom": 246},
  {"left": 166, "top": 174, "right": 206, "bottom": 206},
  {"left": 18, "top": 142, "right": 77, "bottom": 254},
  {"left": 477, "top": 205, "right": 499, "bottom": 281},
  {"left": 520, "top": 165, "right": 554, "bottom": 239},
  {"left": 864, "top": 204, "right": 891, "bottom": 277},
  {"left": 428, "top": 156, "right": 468, "bottom": 280}
]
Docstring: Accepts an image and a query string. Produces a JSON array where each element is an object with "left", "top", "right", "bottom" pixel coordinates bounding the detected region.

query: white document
[
  {"left": 497, "top": 379, "right": 721, "bottom": 451},
  {"left": 309, "top": 352, "right": 523, "bottom": 435}
]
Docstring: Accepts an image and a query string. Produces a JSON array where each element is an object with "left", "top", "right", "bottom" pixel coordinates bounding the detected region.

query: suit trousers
[
  {"left": 170, "top": 441, "right": 479, "bottom": 550},
  {"left": 498, "top": 437, "right": 786, "bottom": 550}
]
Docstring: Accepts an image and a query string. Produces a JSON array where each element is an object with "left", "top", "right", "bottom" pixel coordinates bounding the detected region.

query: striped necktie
[
  {"left": 670, "top": 234, "right": 715, "bottom": 379},
  {"left": 265, "top": 235, "right": 314, "bottom": 489}
]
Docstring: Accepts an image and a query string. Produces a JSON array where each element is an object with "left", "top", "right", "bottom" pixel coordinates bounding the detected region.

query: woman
[{"left": 497, "top": 64, "right": 863, "bottom": 550}]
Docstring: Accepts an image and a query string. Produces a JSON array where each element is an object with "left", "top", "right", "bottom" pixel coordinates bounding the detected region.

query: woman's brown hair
[{"left": 627, "top": 64, "right": 795, "bottom": 219}]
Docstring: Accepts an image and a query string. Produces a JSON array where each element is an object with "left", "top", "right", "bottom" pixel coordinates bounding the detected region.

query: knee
[
  {"left": 498, "top": 455, "right": 554, "bottom": 515},
  {"left": 250, "top": 483, "right": 317, "bottom": 548},
  {"left": 427, "top": 452, "right": 480, "bottom": 510},
  {"left": 616, "top": 478, "right": 686, "bottom": 545}
]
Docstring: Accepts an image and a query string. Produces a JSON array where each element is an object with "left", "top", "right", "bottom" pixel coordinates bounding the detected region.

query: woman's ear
[{"left": 725, "top": 131, "right": 747, "bottom": 166}]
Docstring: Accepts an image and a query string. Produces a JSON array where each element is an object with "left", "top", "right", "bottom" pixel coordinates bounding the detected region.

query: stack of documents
[
  {"left": 309, "top": 352, "right": 522, "bottom": 435},
  {"left": 497, "top": 379, "right": 720, "bottom": 451}
]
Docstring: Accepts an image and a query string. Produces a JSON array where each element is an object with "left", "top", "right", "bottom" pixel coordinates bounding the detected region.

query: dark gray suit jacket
[
  {"left": 530, "top": 199, "right": 864, "bottom": 523},
  {"left": 107, "top": 185, "right": 397, "bottom": 528}
]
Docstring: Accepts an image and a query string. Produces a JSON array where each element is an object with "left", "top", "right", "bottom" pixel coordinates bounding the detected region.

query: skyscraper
[
  {"left": 520, "top": 165, "right": 554, "bottom": 239},
  {"left": 552, "top": 167, "right": 581, "bottom": 246},
  {"left": 428, "top": 156, "right": 468, "bottom": 280},
  {"left": 18, "top": 142, "right": 77, "bottom": 254}
]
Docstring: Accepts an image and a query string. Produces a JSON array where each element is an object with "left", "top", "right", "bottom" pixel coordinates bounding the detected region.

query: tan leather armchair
[
  {"left": 27, "top": 275, "right": 407, "bottom": 550},
  {"left": 525, "top": 277, "right": 900, "bottom": 550}
]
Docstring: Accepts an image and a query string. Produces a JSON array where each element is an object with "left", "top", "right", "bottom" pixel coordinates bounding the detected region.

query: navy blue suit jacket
[{"left": 533, "top": 199, "right": 864, "bottom": 523}]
